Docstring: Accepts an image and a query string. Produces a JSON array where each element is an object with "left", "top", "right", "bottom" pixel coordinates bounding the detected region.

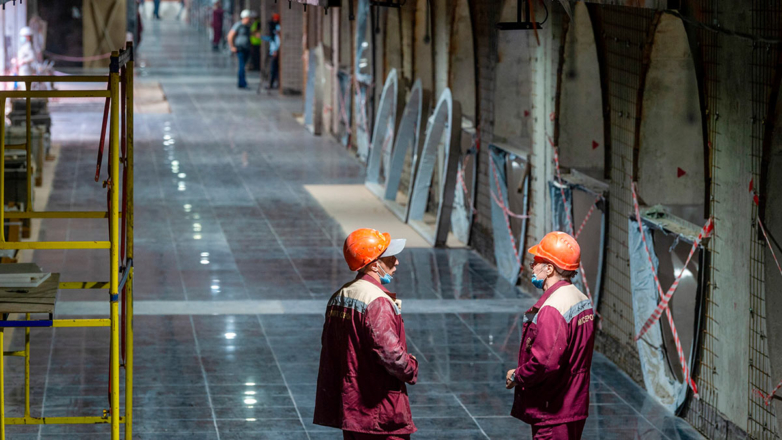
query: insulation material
[
  {"left": 489, "top": 145, "right": 527, "bottom": 285},
  {"left": 628, "top": 218, "right": 687, "bottom": 413},
  {"left": 548, "top": 181, "right": 587, "bottom": 294}
]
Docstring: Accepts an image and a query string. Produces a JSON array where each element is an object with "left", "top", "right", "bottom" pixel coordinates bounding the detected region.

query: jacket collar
[
  {"left": 528, "top": 279, "right": 571, "bottom": 313},
  {"left": 356, "top": 272, "right": 397, "bottom": 300}
]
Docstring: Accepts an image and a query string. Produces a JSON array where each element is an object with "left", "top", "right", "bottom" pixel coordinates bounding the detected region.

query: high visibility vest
[{"left": 250, "top": 21, "right": 261, "bottom": 46}]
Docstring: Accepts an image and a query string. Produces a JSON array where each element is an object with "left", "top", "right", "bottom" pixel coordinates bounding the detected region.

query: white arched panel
[
  {"left": 408, "top": 89, "right": 462, "bottom": 247},
  {"left": 384, "top": 80, "right": 431, "bottom": 222},
  {"left": 366, "top": 69, "right": 405, "bottom": 199}
]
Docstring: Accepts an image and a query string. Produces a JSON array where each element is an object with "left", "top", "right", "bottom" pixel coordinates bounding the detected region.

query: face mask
[
  {"left": 378, "top": 265, "right": 393, "bottom": 285},
  {"left": 531, "top": 264, "right": 546, "bottom": 289}
]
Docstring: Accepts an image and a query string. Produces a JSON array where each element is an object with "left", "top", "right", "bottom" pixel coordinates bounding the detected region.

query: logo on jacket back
[{"left": 578, "top": 314, "right": 594, "bottom": 326}]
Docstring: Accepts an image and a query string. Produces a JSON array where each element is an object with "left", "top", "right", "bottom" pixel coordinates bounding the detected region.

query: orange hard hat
[
  {"left": 528, "top": 231, "right": 581, "bottom": 271},
  {"left": 272, "top": 13, "right": 280, "bottom": 21},
  {"left": 343, "top": 228, "right": 406, "bottom": 271}
]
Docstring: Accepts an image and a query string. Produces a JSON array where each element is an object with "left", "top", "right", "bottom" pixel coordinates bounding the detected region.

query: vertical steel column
[
  {"left": 1, "top": 97, "right": 6, "bottom": 243},
  {"left": 24, "top": 314, "right": 29, "bottom": 418},
  {"left": 124, "top": 42, "right": 135, "bottom": 440},
  {"left": 109, "top": 52, "right": 121, "bottom": 440},
  {"left": 0, "top": 328, "right": 5, "bottom": 440},
  {"left": 25, "top": 81, "right": 31, "bottom": 211}
]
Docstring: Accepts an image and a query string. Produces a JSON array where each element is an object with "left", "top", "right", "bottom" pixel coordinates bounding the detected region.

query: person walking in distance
[
  {"left": 227, "top": 9, "right": 253, "bottom": 89},
  {"left": 210, "top": 1, "right": 224, "bottom": 51},
  {"left": 263, "top": 24, "right": 280, "bottom": 92},
  {"left": 314, "top": 228, "right": 418, "bottom": 440},
  {"left": 506, "top": 231, "right": 596, "bottom": 440},
  {"left": 249, "top": 11, "right": 262, "bottom": 71}
]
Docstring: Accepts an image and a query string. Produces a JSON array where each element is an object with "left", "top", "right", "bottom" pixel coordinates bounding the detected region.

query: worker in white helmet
[{"left": 17, "top": 27, "right": 35, "bottom": 77}]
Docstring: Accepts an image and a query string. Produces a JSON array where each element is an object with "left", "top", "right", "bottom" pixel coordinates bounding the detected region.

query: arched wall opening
[
  {"left": 550, "top": 1, "right": 608, "bottom": 311},
  {"left": 558, "top": 1, "right": 604, "bottom": 178},
  {"left": 630, "top": 13, "right": 708, "bottom": 414},
  {"left": 492, "top": 0, "right": 534, "bottom": 150},
  {"left": 448, "top": 0, "right": 476, "bottom": 125}
]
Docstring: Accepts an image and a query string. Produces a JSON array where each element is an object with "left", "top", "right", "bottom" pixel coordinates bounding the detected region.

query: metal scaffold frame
[{"left": 0, "top": 42, "right": 135, "bottom": 440}]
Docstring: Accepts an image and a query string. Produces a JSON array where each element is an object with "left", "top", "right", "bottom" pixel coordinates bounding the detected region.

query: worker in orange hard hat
[
  {"left": 505, "top": 231, "right": 596, "bottom": 440},
  {"left": 315, "top": 228, "right": 418, "bottom": 440}
]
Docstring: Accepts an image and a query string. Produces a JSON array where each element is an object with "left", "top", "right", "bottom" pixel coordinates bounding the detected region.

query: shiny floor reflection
[{"left": 7, "top": 18, "right": 704, "bottom": 440}]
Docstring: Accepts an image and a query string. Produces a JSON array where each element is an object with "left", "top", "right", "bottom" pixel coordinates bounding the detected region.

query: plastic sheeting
[
  {"left": 628, "top": 218, "right": 687, "bottom": 413},
  {"left": 549, "top": 181, "right": 587, "bottom": 293},
  {"left": 489, "top": 146, "right": 525, "bottom": 285},
  {"left": 337, "top": 70, "right": 352, "bottom": 147},
  {"left": 451, "top": 156, "right": 472, "bottom": 245},
  {"left": 354, "top": 0, "right": 372, "bottom": 162}
]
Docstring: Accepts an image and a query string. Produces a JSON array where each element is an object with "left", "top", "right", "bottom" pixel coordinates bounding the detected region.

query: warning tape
[
  {"left": 634, "top": 216, "right": 714, "bottom": 341},
  {"left": 548, "top": 134, "right": 600, "bottom": 328},
  {"left": 489, "top": 157, "right": 526, "bottom": 268},
  {"left": 749, "top": 178, "right": 782, "bottom": 405},
  {"left": 754, "top": 379, "right": 782, "bottom": 406},
  {"left": 631, "top": 182, "right": 699, "bottom": 398},
  {"left": 574, "top": 197, "right": 600, "bottom": 240}
]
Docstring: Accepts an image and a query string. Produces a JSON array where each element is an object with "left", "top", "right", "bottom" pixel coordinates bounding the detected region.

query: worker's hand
[
  {"left": 505, "top": 369, "right": 517, "bottom": 389},
  {"left": 230, "top": 46, "right": 237, "bottom": 53}
]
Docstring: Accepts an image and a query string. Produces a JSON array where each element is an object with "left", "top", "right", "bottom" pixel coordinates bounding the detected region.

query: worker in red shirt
[
  {"left": 314, "top": 228, "right": 418, "bottom": 440},
  {"left": 506, "top": 231, "right": 596, "bottom": 440}
]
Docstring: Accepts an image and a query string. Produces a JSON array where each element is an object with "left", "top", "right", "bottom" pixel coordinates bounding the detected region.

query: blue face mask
[
  {"left": 379, "top": 265, "right": 393, "bottom": 285},
  {"left": 531, "top": 275, "right": 545, "bottom": 289}
]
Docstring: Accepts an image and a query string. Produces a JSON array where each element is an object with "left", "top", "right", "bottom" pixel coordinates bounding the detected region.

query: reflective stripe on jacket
[
  {"left": 314, "top": 274, "right": 418, "bottom": 435},
  {"left": 511, "top": 280, "right": 596, "bottom": 426}
]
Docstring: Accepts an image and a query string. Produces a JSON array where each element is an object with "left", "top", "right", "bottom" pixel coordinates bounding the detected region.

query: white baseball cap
[
  {"left": 240, "top": 9, "right": 252, "bottom": 18},
  {"left": 380, "top": 239, "right": 406, "bottom": 258},
  {"left": 19, "top": 27, "right": 33, "bottom": 37}
]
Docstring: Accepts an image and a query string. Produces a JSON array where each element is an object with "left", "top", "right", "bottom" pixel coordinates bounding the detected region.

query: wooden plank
[{"left": 0, "top": 273, "right": 59, "bottom": 314}]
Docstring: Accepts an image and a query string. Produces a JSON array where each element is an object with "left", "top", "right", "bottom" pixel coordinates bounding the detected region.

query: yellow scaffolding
[{"left": 0, "top": 43, "right": 135, "bottom": 439}]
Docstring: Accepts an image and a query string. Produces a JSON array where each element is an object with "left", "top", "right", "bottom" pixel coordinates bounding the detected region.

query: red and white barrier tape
[
  {"left": 749, "top": 178, "right": 782, "bottom": 405},
  {"left": 754, "top": 379, "right": 782, "bottom": 406},
  {"left": 489, "top": 157, "right": 526, "bottom": 268},
  {"left": 631, "top": 182, "right": 699, "bottom": 398},
  {"left": 634, "top": 216, "right": 714, "bottom": 341},
  {"left": 548, "top": 135, "right": 600, "bottom": 328},
  {"left": 574, "top": 198, "right": 600, "bottom": 240}
]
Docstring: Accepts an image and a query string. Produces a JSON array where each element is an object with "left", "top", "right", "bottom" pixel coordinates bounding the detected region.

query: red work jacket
[
  {"left": 511, "top": 280, "right": 596, "bottom": 426},
  {"left": 314, "top": 274, "right": 418, "bottom": 435}
]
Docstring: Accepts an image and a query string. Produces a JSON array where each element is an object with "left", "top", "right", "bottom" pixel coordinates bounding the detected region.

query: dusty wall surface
[{"left": 280, "top": 3, "right": 304, "bottom": 94}]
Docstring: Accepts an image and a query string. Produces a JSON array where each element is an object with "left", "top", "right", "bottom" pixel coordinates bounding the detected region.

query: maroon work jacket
[
  {"left": 511, "top": 280, "right": 596, "bottom": 426},
  {"left": 314, "top": 274, "right": 418, "bottom": 435}
]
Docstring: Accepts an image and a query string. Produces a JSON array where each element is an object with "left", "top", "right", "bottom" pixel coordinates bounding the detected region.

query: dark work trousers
[
  {"left": 237, "top": 50, "right": 249, "bottom": 88},
  {"left": 269, "top": 54, "right": 279, "bottom": 89},
  {"left": 250, "top": 44, "right": 261, "bottom": 71}
]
